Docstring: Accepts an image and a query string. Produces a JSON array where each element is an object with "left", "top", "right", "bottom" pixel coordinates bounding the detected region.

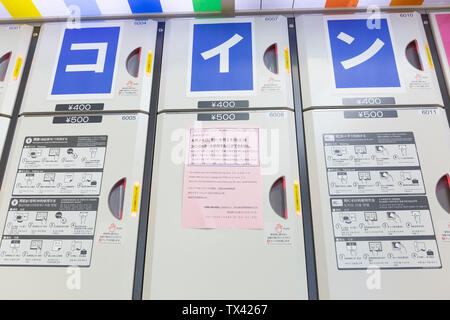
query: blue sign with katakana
[
  {"left": 327, "top": 19, "right": 400, "bottom": 88},
  {"left": 52, "top": 26, "right": 120, "bottom": 95},
  {"left": 191, "top": 22, "right": 253, "bottom": 92}
]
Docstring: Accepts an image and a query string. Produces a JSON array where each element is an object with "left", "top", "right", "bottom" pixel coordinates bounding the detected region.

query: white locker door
[
  {"left": 0, "top": 113, "right": 148, "bottom": 299},
  {"left": 0, "top": 115, "right": 9, "bottom": 156},
  {"left": 296, "top": 12, "right": 443, "bottom": 110},
  {"left": 305, "top": 107, "right": 450, "bottom": 299},
  {"left": 159, "top": 16, "right": 293, "bottom": 111},
  {"left": 143, "top": 110, "right": 308, "bottom": 299},
  {"left": 21, "top": 20, "right": 157, "bottom": 115},
  {"left": 0, "top": 25, "right": 33, "bottom": 117}
]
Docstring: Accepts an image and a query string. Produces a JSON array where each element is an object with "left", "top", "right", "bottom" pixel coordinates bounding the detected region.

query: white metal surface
[
  {"left": 297, "top": 12, "right": 443, "bottom": 109},
  {"left": 21, "top": 20, "right": 157, "bottom": 115},
  {"left": 305, "top": 107, "right": 450, "bottom": 299},
  {"left": 0, "top": 113, "right": 148, "bottom": 299},
  {"left": 143, "top": 110, "right": 308, "bottom": 299},
  {"left": 0, "top": 115, "right": 9, "bottom": 157},
  {"left": 0, "top": 24, "right": 33, "bottom": 117}
]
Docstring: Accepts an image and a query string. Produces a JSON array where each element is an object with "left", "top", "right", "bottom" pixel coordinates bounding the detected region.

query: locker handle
[
  {"left": 405, "top": 40, "right": 424, "bottom": 71},
  {"left": 269, "top": 176, "right": 287, "bottom": 219},
  {"left": 126, "top": 47, "right": 142, "bottom": 78},
  {"left": 108, "top": 178, "right": 127, "bottom": 220},
  {"left": 263, "top": 43, "right": 279, "bottom": 75},
  {"left": 436, "top": 174, "right": 450, "bottom": 214},
  {"left": 0, "top": 51, "right": 12, "bottom": 82}
]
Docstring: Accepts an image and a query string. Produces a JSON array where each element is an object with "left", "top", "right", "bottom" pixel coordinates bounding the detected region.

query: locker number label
[{"left": 420, "top": 109, "right": 438, "bottom": 116}]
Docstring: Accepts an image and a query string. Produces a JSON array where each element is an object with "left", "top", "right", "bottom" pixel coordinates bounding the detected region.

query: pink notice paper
[
  {"left": 182, "top": 127, "right": 263, "bottom": 229},
  {"left": 436, "top": 14, "right": 450, "bottom": 67}
]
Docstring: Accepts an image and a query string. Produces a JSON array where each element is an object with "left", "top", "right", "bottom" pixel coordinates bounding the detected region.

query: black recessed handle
[
  {"left": 0, "top": 51, "right": 12, "bottom": 82},
  {"left": 436, "top": 174, "right": 450, "bottom": 214},
  {"left": 405, "top": 40, "right": 424, "bottom": 71},
  {"left": 108, "top": 178, "right": 127, "bottom": 220},
  {"left": 126, "top": 47, "right": 142, "bottom": 78},
  {"left": 263, "top": 43, "right": 279, "bottom": 74},
  {"left": 269, "top": 176, "right": 287, "bottom": 219}
]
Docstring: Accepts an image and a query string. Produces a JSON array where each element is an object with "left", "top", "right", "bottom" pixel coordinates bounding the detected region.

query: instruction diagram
[
  {"left": 327, "top": 168, "right": 425, "bottom": 195},
  {"left": 324, "top": 132, "right": 425, "bottom": 195},
  {"left": 13, "top": 136, "right": 107, "bottom": 196},
  {"left": 323, "top": 132, "right": 441, "bottom": 270},
  {"left": 335, "top": 239, "right": 440, "bottom": 269},
  {"left": 331, "top": 197, "right": 435, "bottom": 238},
  {"left": 324, "top": 132, "right": 419, "bottom": 168},
  {"left": 14, "top": 170, "right": 103, "bottom": 196},
  {"left": 19, "top": 136, "right": 106, "bottom": 170},
  {"left": 0, "top": 198, "right": 98, "bottom": 267},
  {"left": 0, "top": 135, "right": 108, "bottom": 267}
]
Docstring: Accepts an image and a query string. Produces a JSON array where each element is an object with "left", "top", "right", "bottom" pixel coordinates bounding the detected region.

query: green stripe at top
[{"left": 193, "top": 0, "right": 221, "bottom": 11}]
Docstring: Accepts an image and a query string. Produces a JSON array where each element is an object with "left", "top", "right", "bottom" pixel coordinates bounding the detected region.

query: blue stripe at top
[{"left": 128, "top": 0, "right": 162, "bottom": 13}]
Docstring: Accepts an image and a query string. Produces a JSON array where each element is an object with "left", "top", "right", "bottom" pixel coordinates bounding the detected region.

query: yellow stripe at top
[{"left": 0, "top": 0, "right": 41, "bottom": 18}]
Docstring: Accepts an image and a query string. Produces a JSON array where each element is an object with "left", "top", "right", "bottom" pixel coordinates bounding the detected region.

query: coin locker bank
[
  {"left": 142, "top": 16, "right": 309, "bottom": 299},
  {"left": 430, "top": 12, "right": 450, "bottom": 98},
  {"left": 0, "top": 19, "right": 157, "bottom": 299},
  {"left": 297, "top": 13, "right": 450, "bottom": 299}
]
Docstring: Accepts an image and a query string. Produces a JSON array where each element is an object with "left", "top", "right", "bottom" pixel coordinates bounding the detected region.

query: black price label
[
  {"left": 53, "top": 116, "right": 103, "bottom": 124},
  {"left": 55, "top": 103, "right": 104, "bottom": 112}
]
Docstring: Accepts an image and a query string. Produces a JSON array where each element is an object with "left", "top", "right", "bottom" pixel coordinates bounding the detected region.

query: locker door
[
  {"left": 296, "top": 12, "right": 443, "bottom": 109},
  {"left": 143, "top": 110, "right": 308, "bottom": 299},
  {"left": 0, "top": 113, "right": 148, "bottom": 299},
  {"left": 21, "top": 20, "right": 157, "bottom": 115},
  {"left": 159, "top": 16, "right": 293, "bottom": 111},
  {"left": 304, "top": 107, "right": 450, "bottom": 299}
]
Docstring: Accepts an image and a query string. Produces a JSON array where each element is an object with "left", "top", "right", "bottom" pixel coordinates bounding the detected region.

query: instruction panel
[
  {"left": 327, "top": 168, "right": 425, "bottom": 195},
  {"left": 13, "top": 136, "right": 107, "bottom": 196},
  {"left": 324, "top": 132, "right": 420, "bottom": 168},
  {"left": 323, "top": 132, "right": 441, "bottom": 270},
  {"left": 324, "top": 133, "right": 425, "bottom": 196},
  {"left": 334, "top": 239, "right": 440, "bottom": 269},
  {"left": 0, "top": 198, "right": 98, "bottom": 267},
  {"left": 332, "top": 197, "right": 435, "bottom": 238},
  {"left": 182, "top": 127, "right": 263, "bottom": 229},
  {"left": 331, "top": 196, "right": 441, "bottom": 269}
]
